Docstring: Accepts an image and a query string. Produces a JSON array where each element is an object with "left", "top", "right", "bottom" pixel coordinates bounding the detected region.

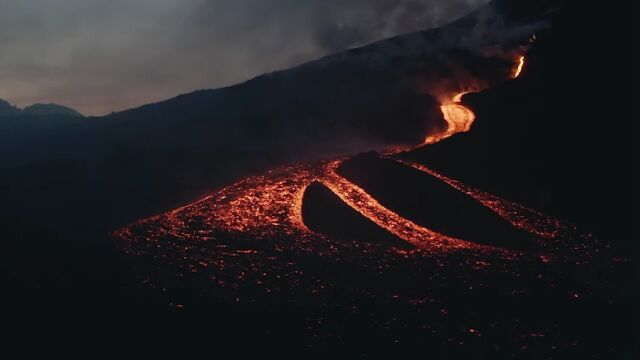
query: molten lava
[
  {"left": 513, "top": 56, "right": 525, "bottom": 78},
  {"left": 423, "top": 55, "right": 526, "bottom": 145},
  {"left": 117, "top": 154, "right": 581, "bottom": 261},
  {"left": 117, "top": 53, "right": 560, "bottom": 258},
  {"left": 425, "top": 92, "right": 476, "bottom": 145},
  {"left": 117, "top": 159, "right": 516, "bottom": 256},
  {"left": 112, "top": 48, "right": 593, "bottom": 306},
  {"left": 322, "top": 161, "right": 481, "bottom": 251},
  {"left": 396, "top": 159, "right": 571, "bottom": 241}
]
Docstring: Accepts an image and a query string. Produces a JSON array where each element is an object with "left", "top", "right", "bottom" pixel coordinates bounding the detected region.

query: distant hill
[
  {"left": 22, "top": 103, "right": 83, "bottom": 117},
  {"left": 0, "top": 99, "right": 20, "bottom": 116},
  {"left": 0, "top": 99, "right": 83, "bottom": 118}
]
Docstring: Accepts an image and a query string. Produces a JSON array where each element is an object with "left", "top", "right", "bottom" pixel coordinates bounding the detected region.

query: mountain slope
[
  {"left": 397, "top": 0, "right": 637, "bottom": 250},
  {"left": 0, "top": 99, "right": 20, "bottom": 116},
  {"left": 0, "top": 99, "right": 83, "bottom": 118},
  {"left": 0, "top": 0, "right": 546, "bottom": 235}
]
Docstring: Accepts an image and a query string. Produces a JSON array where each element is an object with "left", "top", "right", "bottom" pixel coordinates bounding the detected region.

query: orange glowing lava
[
  {"left": 322, "top": 161, "right": 484, "bottom": 251},
  {"left": 117, "top": 159, "right": 510, "bottom": 256},
  {"left": 425, "top": 92, "right": 476, "bottom": 145},
  {"left": 116, "top": 152, "right": 584, "bottom": 263},
  {"left": 422, "top": 54, "right": 527, "bottom": 146},
  {"left": 396, "top": 159, "right": 571, "bottom": 240},
  {"left": 115, "top": 49, "right": 582, "bottom": 274},
  {"left": 513, "top": 56, "right": 525, "bottom": 78}
]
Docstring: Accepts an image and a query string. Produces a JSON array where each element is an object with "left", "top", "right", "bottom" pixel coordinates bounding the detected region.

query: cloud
[{"left": 0, "top": 0, "right": 488, "bottom": 115}]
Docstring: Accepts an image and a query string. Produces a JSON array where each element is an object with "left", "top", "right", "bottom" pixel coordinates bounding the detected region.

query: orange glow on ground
[
  {"left": 321, "top": 160, "right": 486, "bottom": 251},
  {"left": 114, "top": 50, "right": 587, "bottom": 275},
  {"left": 117, "top": 160, "right": 509, "bottom": 256},
  {"left": 116, "top": 154, "right": 587, "bottom": 261},
  {"left": 396, "top": 159, "right": 572, "bottom": 240}
]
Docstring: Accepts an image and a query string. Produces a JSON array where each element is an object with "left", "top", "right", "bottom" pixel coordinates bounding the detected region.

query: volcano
[
  {"left": 106, "top": 0, "right": 634, "bottom": 357},
  {"left": 0, "top": 0, "right": 540, "bottom": 234},
  {"left": 0, "top": 0, "right": 635, "bottom": 357}
]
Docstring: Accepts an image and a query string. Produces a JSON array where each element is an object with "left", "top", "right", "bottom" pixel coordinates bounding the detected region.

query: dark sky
[{"left": 0, "top": 0, "right": 488, "bottom": 116}]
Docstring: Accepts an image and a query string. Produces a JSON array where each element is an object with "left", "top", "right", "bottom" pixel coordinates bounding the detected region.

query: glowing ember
[{"left": 513, "top": 56, "right": 525, "bottom": 78}]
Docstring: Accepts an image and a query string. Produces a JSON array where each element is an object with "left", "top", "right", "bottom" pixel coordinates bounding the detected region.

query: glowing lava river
[
  {"left": 116, "top": 155, "right": 585, "bottom": 260},
  {"left": 115, "top": 54, "right": 595, "bottom": 304},
  {"left": 111, "top": 53, "right": 606, "bottom": 353}
]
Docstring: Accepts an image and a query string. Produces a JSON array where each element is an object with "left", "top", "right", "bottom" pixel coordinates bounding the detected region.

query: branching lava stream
[
  {"left": 115, "top": 53, "right": 593, "bottom": 309},
  {"left": 117, "top": 153, "right": 578, "bottom": 261},
  {"left": 117, "top": 160, "right": 518, "bottom": 256},
  {"left": 116, "top": 54, "right": 582, "bottom": 261},
  {"left": 424, "top": 56, "right": 526, "bottom": 145}
]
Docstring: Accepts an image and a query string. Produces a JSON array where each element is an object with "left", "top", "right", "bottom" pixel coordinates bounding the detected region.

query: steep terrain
[
  {"left": 0, "top": 0, "right": 635, "bottom": 356},
  {"left": 0, "top": 0, "right": 541, "bottom": 235}
]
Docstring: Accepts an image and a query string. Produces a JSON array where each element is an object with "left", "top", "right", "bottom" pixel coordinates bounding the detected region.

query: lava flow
[
  {"left": 425, "top": 92, "right": 476, "bottom": 145},
  {"left": 117, "top": 154, "right": 577, "bottom": 260},
  {"left": 321, "top": 160, "right": 485, "bottom": 251},
  {"left": 114, "top": 50, "right": 590, "bottom": 298},
  {"left": 117, "top": 159, "right": 517, "bottom": 257},
  {"left": 425, "top": 56, "right": 527, "bottom": 145},
  {"left": 116, "top": 53, "right": 575, "bottom": 262},
  {"left": 513, "top": 56, "right": 526, "bottom": 78},
  {"left": 396, "top": 159, "right": 572, "bottom": 242}
]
